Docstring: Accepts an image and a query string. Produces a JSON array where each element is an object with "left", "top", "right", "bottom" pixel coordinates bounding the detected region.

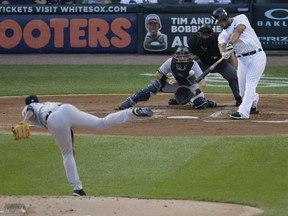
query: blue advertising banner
[
  {"left": 252, "top": 4, "right": 288, "bottom": 50},
  {"left": 141, "top": 12, "right": 246, "bottom": 54},
  {"left": 0, "top": 13, "right": 138, "bottom": 53}
]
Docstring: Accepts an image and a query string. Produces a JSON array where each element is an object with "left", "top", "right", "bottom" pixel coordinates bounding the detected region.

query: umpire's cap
[
  {"left": 198, "top": 24, "right": 213, "bottom": 33},
  {"left": 25, "top": 95, "right": 39, "bottom": 105}
]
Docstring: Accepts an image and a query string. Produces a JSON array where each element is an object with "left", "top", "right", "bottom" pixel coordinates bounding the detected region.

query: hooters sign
[{"left": 0, "top": 14, "right": 138, "bottom": 53}]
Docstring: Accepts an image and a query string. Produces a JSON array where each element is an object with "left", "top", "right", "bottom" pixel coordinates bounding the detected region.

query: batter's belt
[{"left": 237, "top": 48, "right": 262, "bottom": 58}]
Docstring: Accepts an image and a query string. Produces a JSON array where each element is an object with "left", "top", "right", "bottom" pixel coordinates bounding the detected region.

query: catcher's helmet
[
  {"left": 145, "top": 14, "right": 162, "bottom": 30},
  {"left": 173, "top": 46, "right": 193, "bottom": 70},
  {"left": 25, "top": 95, "right": 39, "bottom": 105},
  {"left": 212, "top": 7, "right": 229, "bottom": 24}
]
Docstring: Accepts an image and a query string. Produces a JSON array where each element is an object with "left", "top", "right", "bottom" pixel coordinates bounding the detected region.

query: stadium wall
[{"left": 0, "top": 3, "right": 287, "bottom": 53}]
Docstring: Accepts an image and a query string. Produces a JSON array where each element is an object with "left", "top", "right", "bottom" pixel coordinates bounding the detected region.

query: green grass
[
  {"left": 0, "top": 65, "right": 287, "bottom": 96},
  {"left": 0, "top": 64, "right": 288, "bottom": 216},
  {"left": 1, "top": 134, "right": 288, "bottom": 216}
]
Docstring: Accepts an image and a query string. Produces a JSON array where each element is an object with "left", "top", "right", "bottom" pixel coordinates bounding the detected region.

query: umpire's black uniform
[{"left": 188, "top": 32, "right": 242, "bottom": 106}]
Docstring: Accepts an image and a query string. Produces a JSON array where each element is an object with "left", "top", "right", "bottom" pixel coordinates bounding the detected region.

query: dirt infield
[
  {"left": 1, "top": 94, "right": 288, "bottom": 137},
  {"left": 0, "top": 54, "right": 287, "bottom": 216}
]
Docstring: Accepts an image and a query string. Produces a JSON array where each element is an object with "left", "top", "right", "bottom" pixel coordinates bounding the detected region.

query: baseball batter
[
  {"left": 188, "top": 24, "right": 242, "bottom": 107},
  {"left": 212, "top": 7, "right": 266, "bottom": 119},
  {"left": 21, "top": 95, "right": 153, "bottom": 196},
  {"left": 119, "top": 46, "right": 217, "bottom": 110}
]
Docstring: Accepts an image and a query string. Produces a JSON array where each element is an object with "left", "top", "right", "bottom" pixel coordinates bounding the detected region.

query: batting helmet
[
  {"left": 173, "top": 46, "right": 193, "bottom": 70},
  {"left": 212, "top": 8, "right": 229, "bottom": 24},
  {"left": 25, "top": 95, "right": 39, "bottom": 105}
]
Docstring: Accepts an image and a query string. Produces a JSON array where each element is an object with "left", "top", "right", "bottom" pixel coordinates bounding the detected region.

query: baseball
[{"left": 189, "top": 70, "right": 195, "bottom": 76}]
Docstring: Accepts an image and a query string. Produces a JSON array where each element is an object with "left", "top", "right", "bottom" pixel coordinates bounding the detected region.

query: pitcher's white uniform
[
  {"left": 218, "top": 14, "right": 266, "bottom": 118},
  {"left": 22, "top": 102, "right": 136, "bottom": 192}
]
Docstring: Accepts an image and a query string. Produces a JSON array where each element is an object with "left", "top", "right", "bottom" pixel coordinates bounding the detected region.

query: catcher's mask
[
  {"left": 212, "top": 7, "right": 229, "bottom": 24},
  {"left": 198, "top": 24, "right": 213, "bottom": 40},
  {"left": 173, "top": 46, "right": 193, "bottom": 70},
  {"left": 25, "top": 95, "right": 39, "bottom": 105}
]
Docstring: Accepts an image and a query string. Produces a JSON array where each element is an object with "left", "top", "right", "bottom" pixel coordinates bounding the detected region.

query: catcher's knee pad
[
  {"left": 149, "top": 79, "right": 162, "bottom": 93},
  {"left": 192, "top": 97, "right": 207, "bottom": 109}
]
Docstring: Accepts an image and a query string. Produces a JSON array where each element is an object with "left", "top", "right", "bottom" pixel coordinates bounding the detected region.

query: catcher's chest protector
[{"left": 171, "top": 59, "right": 194, "bottom": 86}]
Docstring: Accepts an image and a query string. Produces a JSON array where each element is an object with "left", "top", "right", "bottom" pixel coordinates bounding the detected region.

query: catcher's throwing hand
[{"left": 11, "top": 122, "right": 30, "bottom": 140}]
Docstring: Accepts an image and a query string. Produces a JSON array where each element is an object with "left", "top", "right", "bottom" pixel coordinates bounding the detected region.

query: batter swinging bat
[{"left": 195, "top": 56, "right": 225, "bottom": 83}]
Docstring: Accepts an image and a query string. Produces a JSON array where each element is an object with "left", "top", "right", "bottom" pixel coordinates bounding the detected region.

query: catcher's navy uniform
[{"left": 119, "top": 46, "right": 216, "bottom": 110}]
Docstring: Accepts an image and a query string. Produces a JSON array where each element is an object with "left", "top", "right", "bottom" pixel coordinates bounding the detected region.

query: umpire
[{"left": 188, "top": 24, "right": 242, "bottom": 106}]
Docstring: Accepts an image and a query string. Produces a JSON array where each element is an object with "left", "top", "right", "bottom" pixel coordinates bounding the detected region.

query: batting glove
[{"left": 222, "top": 42, "right": 234, "bottom": 59}]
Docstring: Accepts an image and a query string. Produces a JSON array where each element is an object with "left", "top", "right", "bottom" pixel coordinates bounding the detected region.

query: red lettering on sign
[
  {"left": 0, "top": 17, "right": 134, "bottom": 50},
  {"left": 111, "top": 18, "right": 131, "bottom": 48},
  {"left": 88, "top": 18, "right": 110, "bottom": 48},
  {"left": 0, "top": 20, "right": 22, "bottom": 49},
  {"left": 50, "top": 18, "right": 69, "bottom": 48},
  {"left": 23, "top": 20, "right": 51, "bottom": 49},
  {"left": 70, "top": 18, "right": 87, "bottom": 48}
]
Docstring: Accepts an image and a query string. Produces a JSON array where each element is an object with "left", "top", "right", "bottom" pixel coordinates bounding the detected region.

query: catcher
[
  {"left": 19, "top": 95, "right": 152, "bottom": 196},
  {"left": 119, "top": 46, "right": 217, "bottom": 110}
]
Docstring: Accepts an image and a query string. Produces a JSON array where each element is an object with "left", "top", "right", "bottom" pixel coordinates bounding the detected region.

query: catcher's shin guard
[{"left": 119, "top": 97, "right": 135, "bottom": 110}]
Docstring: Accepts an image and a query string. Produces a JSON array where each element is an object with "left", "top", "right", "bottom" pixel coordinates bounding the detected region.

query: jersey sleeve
[
  {"left": 235, "top": 14, "right": 249, "bottom": 28},
  {"left": 22, "top": 105, "right": 35, "bottom": 124},
  {"left": 158, "top": 58, "right": 173, "bottom": 76}
]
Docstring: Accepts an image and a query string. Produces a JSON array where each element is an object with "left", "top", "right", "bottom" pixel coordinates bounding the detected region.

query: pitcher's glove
[
  {"left": 175, "top": 86, "right": 193, "bottom": 105},
  {"left": 11, "top": 122, "right": 30, "bottom": 140}
]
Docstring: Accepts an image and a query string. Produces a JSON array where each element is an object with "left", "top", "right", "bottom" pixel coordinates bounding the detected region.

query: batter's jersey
[{"left": 218, "top": 14, "right": 263, "bottom": 56}]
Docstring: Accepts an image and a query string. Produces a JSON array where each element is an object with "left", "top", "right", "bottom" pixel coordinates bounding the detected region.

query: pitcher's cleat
[{"left": 73, "top": 189, "right": 86, "bottom": 196}]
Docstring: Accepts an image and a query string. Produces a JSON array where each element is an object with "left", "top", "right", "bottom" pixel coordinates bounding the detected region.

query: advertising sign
[
  {"left": 142, "top": 13, "right": 241, "bottom": 54},
  {"left": 253, "top": 5, "right": 288, "bottom": 50},
  {"left": 0, "top": 13, "right": 138, "bottom": 53}
]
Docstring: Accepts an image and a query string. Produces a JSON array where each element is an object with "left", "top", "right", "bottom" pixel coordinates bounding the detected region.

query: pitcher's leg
[{"left": 48, "top": 125, "right": 83, "bottom": 191}]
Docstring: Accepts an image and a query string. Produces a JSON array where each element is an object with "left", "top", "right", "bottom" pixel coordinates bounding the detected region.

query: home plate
[{"left": 167, "top": 116, "right": 199, "bottom": 119}]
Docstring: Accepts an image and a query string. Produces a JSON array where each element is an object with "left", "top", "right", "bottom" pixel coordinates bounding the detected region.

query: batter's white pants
[
  {"left": 46, "top": 104, "right": 135, "bottom": 190},
  {"left": 237, "top": 51, "right": 266, "bottom": 118}
]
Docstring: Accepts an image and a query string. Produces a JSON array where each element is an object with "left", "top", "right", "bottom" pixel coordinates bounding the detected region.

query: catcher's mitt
[
  {"left": 175, "top": 86, "right": 193, "bottom": 105},
  {"left": 11, "top": 122, "right": 30, "bottom": 140}
]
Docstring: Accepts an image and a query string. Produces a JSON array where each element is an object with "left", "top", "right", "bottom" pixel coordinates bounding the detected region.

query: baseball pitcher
[{"left": 20, "top": 95, "right": 152, "bottom": 196}]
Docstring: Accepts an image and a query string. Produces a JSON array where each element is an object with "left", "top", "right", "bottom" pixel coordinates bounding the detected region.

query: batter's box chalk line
[
  {"left": 0, "top": 203, "right": 27, "bottom": 214},
  {"left": 167, "top": 116, "right": 199, "bottom": 119},
  {"left": 252, "top": 119, "right": 288, "bottom": 123}
]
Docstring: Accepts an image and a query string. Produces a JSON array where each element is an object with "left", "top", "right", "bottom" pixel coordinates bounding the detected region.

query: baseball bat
[{"left": 195, "top": 56, "right": 225, "bottom": 83}]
